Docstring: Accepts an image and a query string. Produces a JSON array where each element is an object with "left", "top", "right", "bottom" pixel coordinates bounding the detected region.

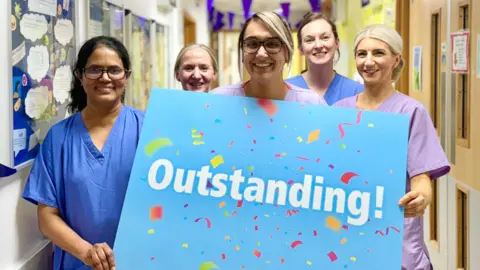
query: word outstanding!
[{"left": 148, "top": 159, "right": 385, "bottom": 226}]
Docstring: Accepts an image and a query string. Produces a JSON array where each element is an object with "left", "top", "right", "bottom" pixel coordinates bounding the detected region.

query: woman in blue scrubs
[
  {"left": 22, "top": 36, "right": 144, "bottom": 270},
  {"left": 286, "top": 12, "right": 364, "bottom": 105}
]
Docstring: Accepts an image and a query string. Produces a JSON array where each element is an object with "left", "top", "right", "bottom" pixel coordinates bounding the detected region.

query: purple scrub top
[{"left": 334, "top": 92, "right": 451, "bottom": 270}]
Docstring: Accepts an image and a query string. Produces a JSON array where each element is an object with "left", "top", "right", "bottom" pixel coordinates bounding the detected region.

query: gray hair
[
  {"left": 353, "top": 24, "right": 404, "bottom": 82},
  {"left": 174, "top": 44, "right": 218, "bottom": 76},
  {"left": 237, "top": 11, "right": 294, "bottom": 78}
]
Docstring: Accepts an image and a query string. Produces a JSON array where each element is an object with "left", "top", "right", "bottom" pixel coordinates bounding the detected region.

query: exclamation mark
[{"left": 375, "top": 186, "right": 384, "bottom": 219}]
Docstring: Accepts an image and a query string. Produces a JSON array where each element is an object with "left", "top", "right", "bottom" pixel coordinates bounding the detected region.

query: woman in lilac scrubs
[
  {"left": 334, "top": 24, "right": 450, "bottom": 270},
  {"left": 22, "top": 36, "right": 144, "bottom": 270},
  {"left": 211, "top": 11, "right": 327, "bottom": 105}
]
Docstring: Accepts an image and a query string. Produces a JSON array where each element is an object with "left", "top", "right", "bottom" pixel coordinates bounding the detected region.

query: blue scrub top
[
  {"left": 22, "top": 106, "right": 144, "bottom": 270},
  {"left": 285, "top": 73, "right": 364, "bottom": 105}
]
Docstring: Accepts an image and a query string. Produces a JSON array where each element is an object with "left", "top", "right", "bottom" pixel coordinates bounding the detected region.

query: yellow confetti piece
[
  {"left": 247, "top": 165, "right": 254, "bottom": 171},
  {"left": 325, "top": 216, "right": 341, "bottom": 232},
  {"left": 192, "top": 134, "right": 202, "bottom": 139},
  {"left": 389, "top": 169, "right": 393, "bottom": 174},
  {"left": 368, "top": 123, "right": 374, "bottom": 128},
  {"left": 350, "top": 257, "right": 357, "bottom": 262},
  {"left": 232, "top": 166, "right": 236, "bottom": 170},
  {"left": 297, "top": 136, "right": 303, "bottom": 143},
  {"left": 148, "top": 229, "right": 154, "bottom": 234},
  {"left": 264, "top": 214, "right": 270, "bottom": 218},
  {"left": 176, "top": 150, "right": 180, "bottom": 156},
  {"left": 235, "top": 245, "right": 240, "bottom": 251},
  {"left": 306, "top": 260, "right": 312, "bottom": 265},
  {"left": 224, "top": 210, "right": 229, "bottom": 217},
  {"left": 281, "top": 152, "right": 286, "bottom": 156},
  {"left": 193, "top": 140, "right": 205, "bottom": 145},
  {"left": 182, "top": 243, "right": 188, "bottom": 248},
  {"left": 359, "top": 232, "right": 365, "bottom": 236},
  {"left": 341, "top": 238, "right": 347, "bottom": 244},
  {"left": 219, "top": 201, "right": 226, "bottom": 208},
  {"left": 244, "top": 107, "right": 247, "bottom": 114},
  {"left": 225, "top": 236, "right": 230, "bottom": 240},
  {"left": 210, "top": 155, "right": 224, "bottom": 168},
  {"left": 307, "top": 129, "right": 320, "bottom": 144},
  {"left": 191, "top": 129, "right": 197, "bottom": 133}
]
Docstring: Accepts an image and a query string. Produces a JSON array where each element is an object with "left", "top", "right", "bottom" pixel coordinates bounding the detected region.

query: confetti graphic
[{"left": 114, "top": 89, "right": 410, "bottom": 270}]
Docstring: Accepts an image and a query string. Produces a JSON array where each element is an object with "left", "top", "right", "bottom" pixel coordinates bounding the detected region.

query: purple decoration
[
  {"left": 308, "top": 0, "right": 322, "bottom": 12},
  {"left": 241, "top": 0, "right": 253, "bottom": 20},
  {"left": 362, "top": 0, "right": 370, "bottom": 7},
  {"left": 209, "top": 7, "right": 216, "bottom": 22},
  {"left": 228, "top": 12, "right": 235, "bottom": 29},
  {"left": 295, "top": 20, "right": 302, "bottom": 29},
  {"left": 280, "top": 2, "right": 290, "bottom": 20},
  {"left": 213, "top": 11, "right": 225, "bottom": 31},
  {"left": 207, "top": 0, "right": 214, "bottom": 11}
]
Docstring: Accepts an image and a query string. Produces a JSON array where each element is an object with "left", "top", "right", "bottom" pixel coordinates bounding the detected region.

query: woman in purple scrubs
[
  {"left": 334, "top": 24, "right": 450, "bottom": 270},
  {"left": 22, "top": 36, "right": 144, "bottom": 270},
  {"left": 211, "top": 11, "right": 327, "bottom": 105}
]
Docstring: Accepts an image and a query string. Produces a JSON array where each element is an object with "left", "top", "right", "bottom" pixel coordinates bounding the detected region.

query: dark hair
[
  {"left": 68, "top": 36, "right": 131, "bottom": 113},
  {"left": 297, "top": 12, "right": 340, "bottom": 67}
]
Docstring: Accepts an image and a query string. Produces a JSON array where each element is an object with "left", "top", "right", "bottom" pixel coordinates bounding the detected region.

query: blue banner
[{"left": 114, "top": 89, "right": 409, "bottom": 269}]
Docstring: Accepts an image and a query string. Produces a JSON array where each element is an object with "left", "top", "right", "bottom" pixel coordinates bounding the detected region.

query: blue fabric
[
  {"left": 285, "top": 73, "right": 364, "bottom": 105},
  {"left": 22, "top": 106, "right": 144, "bottom": 270}
]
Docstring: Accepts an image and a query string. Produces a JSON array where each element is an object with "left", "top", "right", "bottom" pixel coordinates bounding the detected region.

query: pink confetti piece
[
  {"left": 247, "top": 125, "right": 252, "bottom": 129},
  {"left": 328, "top": 164, "right": 335, "bottom": 169},
  {"left": 341, "top": 172, "right": 359, "bottom": 184},
  {"left": 253, "top": 249, "right": 262, "bottom": 258},
  {"left": 296, "top": 156, "right": 309, "bottom": 161},
  {"left": 184, "top": 204, "right": 189, "bottom": 208},
  {"left": 391, "top": 226, "right": 400, "bottom": 232},
  {"left": 194, "top": 217, "right": 212, "bottom": 228},
  {"left": 254, "top": 216, "right": 258, "bottom": 220},
  {"left": 205, "top": 104, "right": 210, "bottom": 108},
  {"left": 151, "top": 257, "right": 155, "bottom": 261},
  {"left": 150, "top": 206, "right": 163, "bottom": 221},
  {"left": 253, "top": 140, "right": 256, "bottom": 144},
  {"left": 342, "top": 225, "right": 349, "bottom": 230},
  {"left": 375, "top": 230, "right": 385, "bottom": 236},
  {"left": 257, "top": 99, "right": 278, "bottom": 117},
  {"left": 275, "top": 154, "right": 281, "bottom": 158},
  {"left": 313, "top": 230, "right": 318, "bottom": 236},
  {"left": 299, "top": 167, "right": 304, "bottom": 171},
  {"left": 327, "top": 251, "right": 338, "bottom": 262},
  {"left": 280, "top": 258, "right": 285, "bottom": 263},
  {"left": 231, "top": 211, "right": 237, "bottom": 217},
  {"left": 255, "top": 226, "right": 259, "bottom": 231},
  {"left": 290, "top": 240, "right": 303, "bottom": 249},
  {"left": 221, "top": 253, "right": 226, "bottom": 260},
  {"left": 287, "top": 180, "right": 294, "bottom": 185},
  {"left": 206, "top": 181, "right": 213, "bottom": 189},
  {"left": 316, "top": 158, "right": 321, "bottom": 163},
  {"left": 228, "top": 141, "right": 234, "bottom": 147},
  {"left": 237, "top": 200, "right": 243, "bottom": 208},
  {"left": 325, "top": 111, "right": 363, "bottom": 144}
]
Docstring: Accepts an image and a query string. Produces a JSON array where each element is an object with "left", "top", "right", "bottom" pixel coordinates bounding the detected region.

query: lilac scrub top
[
  {"left": 334, "top": 92, "right": 451, "bottom": 270},
  {"left": 210, "top": 81, "right": 328, "bottom": 105}
]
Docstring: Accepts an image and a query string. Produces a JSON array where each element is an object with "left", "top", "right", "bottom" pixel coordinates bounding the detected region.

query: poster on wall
[
  {"left": 130, "top": 15, "right": 151, "bottom": 110},
  {"left": 7, "top": 0, "right": 76, "bottom": 171},
  {"left": 450, "top": 31, "right": 469, "bottom": 73},
  {"left": 413, "top": 46, "right": 422, "bottom": 92},
  {"left": 155, "top": 23, "right": 166, "bottom": 88},
  {"left": 114, "top": 89, "right": 409, "bottom": 269},
  {"left": 88, "top": 0, "right": 124, "bottom": 41},
  {"left": 476, "top": 34, "right": 480, "bottom": 79}
]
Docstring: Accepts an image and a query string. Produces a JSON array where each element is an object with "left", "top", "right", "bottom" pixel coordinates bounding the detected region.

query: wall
[
  {"left": 0, "top": 0, "right": 208, "bottom": 269},
  {"left": 408, "top": 0, "right": 480, "bottom": 269}
]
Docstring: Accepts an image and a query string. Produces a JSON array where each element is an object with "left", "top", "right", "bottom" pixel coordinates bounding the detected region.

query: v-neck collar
[
  {"left": 354, "top": 91, "right": 399, "bottom": 112},
  {"left": 77, "top": 106, "right": 125, "bottom": 164}
]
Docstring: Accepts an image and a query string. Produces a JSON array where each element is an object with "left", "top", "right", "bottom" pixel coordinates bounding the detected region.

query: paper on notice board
[
  {"left": 63, "top": 0, "right": 70, "bottom": 11},
  {"left": 20, "top": 13, "right": 48, "bottom": 42},
  {"left": 28, "top": 129, "right": 41, "bottom": 151},
  {"left": 88, "top": 20, "right": 104, "bottom": 39},
  {"left": 27, "top": 45, "right": 49, "bottom": 82},
  {"left": 28, "top": 0, "right": 57, "bottom": 17},
  {"left": 13, "top": 129, "right": 27, "bottom": 157},
  {"left": 25, "top": 86, "right": 49, "bottom": 119},
  {"left": 12, "top": 41, "right": 26, "bottom": 66},
  {"left": 54, "top": 19, "right": 74, "bottom": 46},
  {"left": 53, "top": 65, "right": 72, "bottom": 104}
]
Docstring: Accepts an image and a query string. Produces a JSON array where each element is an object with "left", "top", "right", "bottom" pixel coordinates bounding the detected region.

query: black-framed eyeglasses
[
  {"left": 82, "top": 67, "right": 130, "bottom": 80},
  {"left": 242, "top": 37, "right": 283, "bottom": 54}
]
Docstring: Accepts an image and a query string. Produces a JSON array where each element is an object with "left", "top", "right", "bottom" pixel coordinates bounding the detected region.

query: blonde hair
[
  {"left": 237, "top": 11, "right": 294, "bottom": 78},
  {"left": 174, "top": 44, "right": 218, "bottom": 76},
  {"left": 353, "top": 24, "right": 404, "bottom": 82}
]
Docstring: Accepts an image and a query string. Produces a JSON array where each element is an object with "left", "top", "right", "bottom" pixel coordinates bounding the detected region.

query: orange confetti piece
[
  {"left": 325, "top": 216, "right": 341, "bottom": 232},
  {"left": 150, "top": 206, "right": 163, "bottom": 221},
  {"left": 257, "top": 99, "right": 278, "bottom": 117},
  {"left": 307, "top": 129, "right": 320, "bottom": 144},
  {"left": 341, "top": 238, "right": 347, "bottom": 244},
  {"left": 253, "top": 249, "right": 262, "bottom": 258},
  {"left": 280, "top": 257, "right": 285, "bottom": 263},
  {"left": 225, "top": 236, "right": 230, "bottom": 240},
  {"left": 219, "top": 201, "right": 226, "bottom": 208},
  {"left": 235, "top": 245, "right": 240, "bottom": 251},
  {"left": 228, "top": 141, "right": 234, "bottom": 147}
]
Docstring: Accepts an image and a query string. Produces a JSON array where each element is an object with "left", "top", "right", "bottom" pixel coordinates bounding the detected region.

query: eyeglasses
[
  {"left": 82, "top": 67, "right": 130, "bottom": 80},
  {"left": 242, "top": 38, "right": 283, "bottom": 54}
]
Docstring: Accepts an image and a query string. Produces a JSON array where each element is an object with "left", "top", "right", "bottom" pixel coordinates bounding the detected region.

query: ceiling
[{"left": 212, "top": 0, "right": 313, "bottom": 14}]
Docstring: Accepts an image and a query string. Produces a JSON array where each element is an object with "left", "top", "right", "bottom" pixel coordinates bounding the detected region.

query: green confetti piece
[
  {"left": 247, "top": 166, "right": 254, "bottom": 171},
  {"left": 368, "top": 123, "right": 374, "bottom": 128},
  {"left": 145, "top": 138, "right": 172, "bottom": 156},
  {"left": 340, "top": 143, "right": 347, "bottom": 149}
]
